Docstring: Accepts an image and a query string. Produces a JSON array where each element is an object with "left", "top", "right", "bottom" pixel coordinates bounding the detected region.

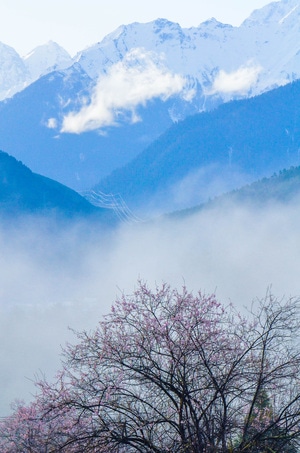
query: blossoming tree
[{"left": 1, "top": 282, "right": 300, "bottom": 452}]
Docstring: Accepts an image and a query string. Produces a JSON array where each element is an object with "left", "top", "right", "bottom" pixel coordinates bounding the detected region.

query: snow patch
[{"left": 279, "top": 4, "right": 299, "bottom": 24}]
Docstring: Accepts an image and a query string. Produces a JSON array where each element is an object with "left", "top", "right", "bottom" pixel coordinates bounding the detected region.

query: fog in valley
[{"left": 1, "top": 197, "right": 300, "bottom": 415}]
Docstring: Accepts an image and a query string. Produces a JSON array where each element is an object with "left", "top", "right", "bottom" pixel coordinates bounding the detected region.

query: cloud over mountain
[
  {"left": 209, "top": 62, "right": 262, "bottom": 95},
  {"left": 60, "top": 48, "right": 192, "bottom": 133}
]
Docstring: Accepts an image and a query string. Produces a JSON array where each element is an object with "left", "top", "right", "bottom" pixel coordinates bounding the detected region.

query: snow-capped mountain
[
  {"left": 24, "top": 41, "right": 72, "bottom": 81},
  {"left": 72, "top": 0, "right": 300, "bottom": 110},
  {"left": 0, "top": 42, "right": 30, "bottom": 100},
  {"left": 1, "top": 0, "right": 300, "bottom": 107},
  {"left": 0, "top": 41, "right": 72, "bottom": 101}
]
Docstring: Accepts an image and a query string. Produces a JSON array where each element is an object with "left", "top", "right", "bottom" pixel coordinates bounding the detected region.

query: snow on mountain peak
[
  {"left": 23, "top": 41, "right": 72, "bottom": 80},
  {"left": 1, "top": 0, "right": 300, "bottom": 109},
  {"left": 69, "top": 0, "right": 300, "bottom": 119},
  {"left": 153, "top": 18, "right": 180, "bottom": 30},
  {"left": 100, "top": 24, "right": 127, "bottom": 44},
  {"left": 0, "top": 42, "right": 30, "bottom": 100},
  {"left": 278, "top": 3, "right": 299, "bottom": 23},
  {"left": 242, "top": 0, "right": 300, "bottom": 27},
  {"left": 199, "top": 17, "right": 233, "bottom": 29}
]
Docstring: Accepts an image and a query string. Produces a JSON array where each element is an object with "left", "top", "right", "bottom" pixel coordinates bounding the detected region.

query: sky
[{"left": 0, "top": 0, "right": 275, "bottom": 56}]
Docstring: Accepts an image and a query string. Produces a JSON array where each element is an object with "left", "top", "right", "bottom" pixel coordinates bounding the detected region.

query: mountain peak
[
  {"left": 0, "top": 42, "right": 29, "bottom": 100},
  {"left": 101, "top": 24, "right": 127, "bottom": 43},
  {"left": 153, "top": 18, "right": 180, "bottom": 28},
  {"left": 242, "top": 0, "right": 300, "bottom": 27},
  {"left": 200, "top": 17, "right": 231, "bottom": 28},
  {"left": 23, "top": 41, "right": 72, "bottom": 80}
]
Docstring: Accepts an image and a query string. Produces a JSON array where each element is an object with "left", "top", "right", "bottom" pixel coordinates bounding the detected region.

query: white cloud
[
  {"left": 209, "top": 63, "right": 262, "bottom": 96},
  {"left": 46, "top": 117, "right": 57, "bottom": 129},
  {"left": 61, "top": 48, "right": 192, "bottom": 133}
]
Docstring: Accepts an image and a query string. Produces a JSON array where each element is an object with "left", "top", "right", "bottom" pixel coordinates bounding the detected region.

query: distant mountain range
[
  {"left": 0, "top": 0, "right": 300, "bottom": 196},
  {"left": 2, "top": 0, "right": 300, "bottom": 105},
  {"left": 72, "top": 0, "right": 300, "bottom": 107},
  {"left": 0, "top": 41, "right": 71, "bottom": 100}
]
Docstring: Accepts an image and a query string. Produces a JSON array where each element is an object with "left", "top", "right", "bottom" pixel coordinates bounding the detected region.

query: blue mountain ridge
[
  {"left": 0, "top": 150, "right": 115, "bottom": 223},
  {"left": 95, "top": 79, "right": 300, "bottom": 214}
]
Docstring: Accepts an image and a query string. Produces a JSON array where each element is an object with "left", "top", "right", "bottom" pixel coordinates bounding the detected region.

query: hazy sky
[{"left": 0, "top": 0, "right": 275, "bottom": 56}]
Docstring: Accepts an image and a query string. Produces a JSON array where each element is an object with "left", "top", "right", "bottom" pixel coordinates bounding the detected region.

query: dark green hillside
[
  {"left": 227, "top": 166, "right": 300, "bottom": 204},
  {"left": 0, "top": 150, "right": 113, "bottom": 221},
  {"left": 173, "top": 165, "right": 300, "bottom": 218}
]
